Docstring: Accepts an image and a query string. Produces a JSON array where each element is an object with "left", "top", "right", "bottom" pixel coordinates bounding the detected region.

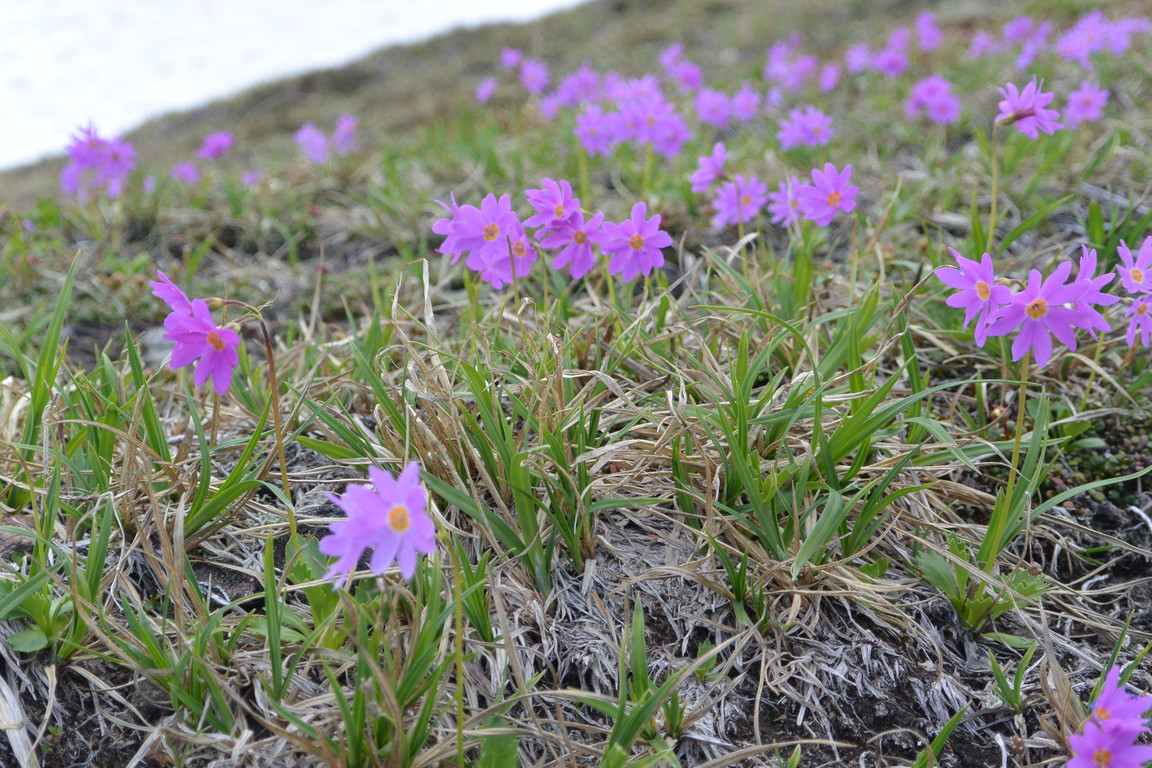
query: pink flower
[
  {"left": 197, "top": 131, "right": 234, "bottom": 160},
  {"left": 711, "top": 174, "right": 767, "bottom": 231},
  {"left": 332, "top": 115, "right": 358, "bottom": 157},
  {"left": 520, "top": 58, "right": 549, "bottom": 94},
  {"left": 694, "top": 88, "right": 732, "bottom": 128},
  {"left": 1068, "top": 720, "right": 1152, "bottom": 768},
  {"left": 1117, "top": 238, "right": 1152, "bottom": 293},
  {"left": 916, "top": 11, "right": 942, "bottom": 51},
  {"left": 1088, "top": 666, "right": 1152, "bottom": 733},
  {"left": 320, "top": 462, "right": 436, "bottom": 583},
  {"left": 1126, "top": 295, "right": 1152, "bottom": 349},
  {"left": 768, "top": 176, "right": 802, "bottom": 227},
  {"left": 984, "top": 263, "right": 1086, "bottom": 366},
  {"left": 689, "top": 142, "right": 727, "bottom": 193},
  {"left": 935, "top": 250, "right": 1013, "bottom": 344},
  {"left": 1070, "top": 246, "right": 1118, "bottom": 338},
  {"left": 845, "top": 43, "right": 872, "bottom": 73},
  {"left": 295, "top": 122, "right": 329, "bottom": 164},
  {"left": 574, "top": 105, "right": 615, "bottom": 156},
  {"left": 731, "top": 82, "right": 761, "bottom": 122},
  {"left": 906, "top": 75, "right": 962, "bottom": 125},
  {"left": 600, "top": 201, "right": 673, "bottom": 283},
  {"left": 776, "top": 105, "right": 833, "bottom": 150},
  {"left": 171, "top": 162, "right": 199, "bottom": 185},
  {"left": 540, "top": 211, "right": 605, "bottom": 279},
  {"left": 818, "top": 63, "right": 840, "bottom": 93},
  {"left": 500, "top": 47, "right": 521, "bottom": 69},
  {"left": 523, "top": 178, "right": 580, "bottom": 229},
  {"left": 151, "top": 271, "right": 241, "bottom": 396},
  {"left": 968, "top": 31, "right": 1001, "bottom": 58},
  {"left": 1065, "top": 81, "right": 1109, "bottom": 126},
  {"left": 797, "top": 163, "right": 857, "bottom": 227},
  {"left": 996, "top": 77, "right": 1062, "bottom": 138}
]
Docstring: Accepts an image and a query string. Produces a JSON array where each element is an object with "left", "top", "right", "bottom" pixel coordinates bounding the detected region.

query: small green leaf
[{"left": 7, "top": 628, "right": 50, "bottom": 653}]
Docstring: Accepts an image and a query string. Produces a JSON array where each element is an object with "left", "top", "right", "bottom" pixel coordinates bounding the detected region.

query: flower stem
[
  {"left": 258, "top": 316, "right": 296, "bottom": 540},
  {"left": 984, "top": 350, "right": 1031, "bottom": 572},
  {"left": 448, "top": 541, "right": 467, "bottom": 768},
  {"left": 986, "top": 123, "right": 1000, "bottom": 255}
]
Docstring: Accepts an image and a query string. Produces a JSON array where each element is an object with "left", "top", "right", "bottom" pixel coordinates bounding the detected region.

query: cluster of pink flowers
[
  {"left": 776, "top": 105, "right": 833, "bottom": 150},
  {"left": 59, "top": 124, "right": 136, "bottom": 200},
  {"left": 905, "top": 75, "right": 962, "bottom": 124},
  {"left": 690, "top": 145, "right": 857, "bottom": 232},
  {"left": 433, "top": 179, "right": 672, "bottom": 285},
  {"left": 1118, "top": 238, "right": 1152, "bottom": 349},
  {"left": 320, "top": 462, "right": 437, "bottom": 584},
  {"left": 1067, "top": 666, "right": 1152, "bottom": 768},
  {"left": 571, "top": 77, "right": 691, "bottom": 159},
  {"left": 933, "top": 243, "right": 1152, "bottom": 366},
  {"left": 150, "top": 271, "right": 242, "bottom": 396},
  {"left": 294, "top": 115, "right": 359, "bottom": 164}
]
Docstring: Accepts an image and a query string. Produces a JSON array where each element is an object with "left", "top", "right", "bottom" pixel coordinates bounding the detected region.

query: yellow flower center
[
  {"left": 1026, "top": 298, "right": 1048, "bottom": 319},
  {"left": 812, "top": 124, "right": 823, "bottom": 134},
  {"left": 1132, "top": 267, "right": 1145, "bottom": 283},
  {"left": 1138, "top": 303, "right": 1149, "bottom": 316},
  {"left": 827, "top": 191, "right": 841, "bottom": 207},
  {"left": 1094, "top": 706, "right": 1111, "bottom": 720},
  {"left": 976, "top": 280, "right": 991, "bottom": 301},
  {"left": 574, "top": 230, "right": 587, "bottom": 245},
  {"left": 483, "top": 223, "right": 500, "bottom": 241},
  {"left": 207, "top": 330, "right": 225, "bottom": 351},
  {"left": 512, "top": 241, "right": 527, "bottom": 258},
  {"left": 740, "top": 194, "right": 752, "bottom": 206},
  {"left": 388, "top": 504, "right": 410, "bottom": 532},
  {"left": 1093, "top": 748, "right": 1112, "bottom": 767},
  {"left": 629, "top": 234, "right": 645, "bottom": 250},
  {"left": 554, "top": 204, "right": 566, "bottom": 218}
]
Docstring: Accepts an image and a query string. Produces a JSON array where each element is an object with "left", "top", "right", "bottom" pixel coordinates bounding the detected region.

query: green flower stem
[
  {"left": 986, "top": 122, "right": 1000, "bottom": 255},
  {"left": 447, "top": 541, "right": 467, "bottom": 768},
  {"left": 983, "top": 349, "right": 1031, "bottom": 573}
]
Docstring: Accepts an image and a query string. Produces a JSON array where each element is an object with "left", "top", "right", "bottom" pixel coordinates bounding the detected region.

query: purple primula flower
[
  {"left": 61, "top": 125, "right": 136, "bottom": 200},
  {"left": 731, "top": 82, "right": 761, "bottom": 122},
  {"left": 171, "top": 162, "right": 199, "bottom": 185},
  {"left": 711, "top": 174, "right": 767, "bottom": 231},
  {"left": 768, "top": 176, "right": 802, "bottom": 227},
  {"left": 523, "top": 178, "right": 580, "bottom": 229},
  {"left": 689, "top": 142, "right": 727, "bottom": 193},
  {"left": 241, "top": 170, "right": 263, "bottom": 187},
  {"left": 445, "top": 193, "right": 519, "bottom": 267},
  {"left": 1127, "top": 295, "right": 1152, "bottom": 349},
  {"left": 1087, "top": 666, "right": 1152, "bottom": 734},
  {"left": 197, "top": 131, "right": 233, "bottom": 160},
  {"left": 1070, "top": 246, "right": 1118, "bottom": 338},
  {"left": 295, "top": 122, "right": 329, "bottom": 163},
  {"left": 1065, "top": 81, "right": 1109, "bottom": 126},
  {"left": 984, "top": 262, "right": 1086, "bottom": 366},
  {"left": 1068, "top": 720, "right": 1152, "bottom": 768},
  {"left": 475, "top": 76, "right": 498, "bottom": 104},
  {"left": 153, "top": 275, "right": 242, "bottom": 397},
  {"left": 996, "top": 77, "right": 1062, "bottom": 138},
  {"left": 968, "top": 31, "right": 1001, "bottom": 58},
  {"left": 797, "top": 163, "right": 857, "bottom": 227},
  {"left": 1117, "top": 237, "right": 1152, "bottom": 293},
  {"left": 575, "top": 105, "right": 615, "bottom": 156},
  {"left": 776, "top": 105, "right": 833, "bottom": 150},
  {"left": 916, "top": 11, "right": 942, "bottom": 51},
  {"left": 520, "top": 58, "right": 549, "bottom": 94},
  {"left": 935, "top": 249, "right": 1013, "bottom": 344},
  {"left": 600, "top": 201, "right": 673, "bottom": 283},
  {"left": 845, "top": 43, "right": 872, "bottom": 73},
  {"left": 1002, "top": 16, "right": 1034, "bottom": 45},
  {"left": 819, "top": 63, "right": 840, "bottom": 93},
  {"left": 332, "top": 115, "right": 358, "bottom": 157},
  {"left": 319, "top": 462, "right": 437, "bottom": 583},
  {"left": 540, "top": 211, "right": 606, "bottom": 279},
  {"left": 500, "top": 47, "right": 521, "bottom": 69},
  {"left": 694, "top": 88, "right": 732, "bottom": 128},
  {"left": 906, "top": 75, "right": 962, "bottom": 124}
]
